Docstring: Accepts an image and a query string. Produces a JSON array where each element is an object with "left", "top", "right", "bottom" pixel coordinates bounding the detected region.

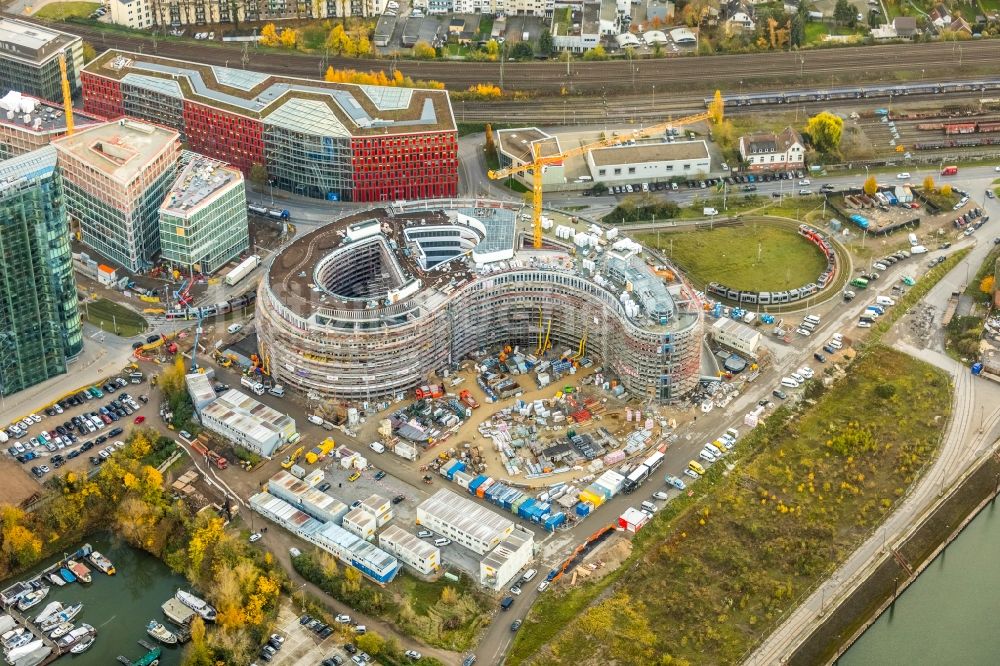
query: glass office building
[{"left": 0, "top": 146, "right": 83, "bottom": 397}]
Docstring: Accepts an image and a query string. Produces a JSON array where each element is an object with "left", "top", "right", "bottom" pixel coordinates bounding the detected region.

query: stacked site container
[
  {"left": 517, "top": 498, "right": 537, "bottom": 520},
  {"left": 485, "top": 482, "right": 506, "bottom": 504},
  {"left": 468, "top": 475, "right": 488, "bottom": 495},
  {"left": 590, "top": 480, "right": 615, "bottom": 500},
  {"left": 476, "top": 477, "right": 495, "bottom": 498},
  {"left": 447, "top": 460, "right": 466, "bottom": 479},
  {"left": 578, "top": 489, "right": 605, "bottom": 507},
  {"left": 453, "top": 470, "right": 473, "bottom": 489},
  {"left": 502, "top": 489, "right": 522, "bottom": 510},
  {"left": 544, "top": 513, "right": 566, "bottom": 531},
  {"left": 511, "top": 495, "right": 529, "bottom": 516},
  {"left": 575, "top": 501, "right": 592, "bottom": 517}
]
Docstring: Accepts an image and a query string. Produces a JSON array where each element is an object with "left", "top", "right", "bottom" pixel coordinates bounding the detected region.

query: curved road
[{"left": 16, "top": 15, "right": 1000, "bottom": 93}]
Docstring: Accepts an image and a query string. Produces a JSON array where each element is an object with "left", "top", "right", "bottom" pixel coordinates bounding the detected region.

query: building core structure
[
  {"left": 81, "top": 50, "right": 458, "bottom": 202},
  {"left": 256, "top": 200, "right": 703, "bottom": 405}
]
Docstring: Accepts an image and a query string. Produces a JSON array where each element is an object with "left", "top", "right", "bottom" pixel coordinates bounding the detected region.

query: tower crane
[
  {"left": 58, "top": 52, "right": 74, "bottom": 136},
  {"left": 487, "top": 111, "right": 714, "bottom": 248}
]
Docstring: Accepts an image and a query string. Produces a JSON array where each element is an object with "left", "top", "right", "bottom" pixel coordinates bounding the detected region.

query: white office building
[
  {"left": 416, "top": 489, "right": 515, "bottom": 555},
  {"left": 586, "top": 140, "right": 711, "bottom": 183},
  {"left": 480, "top": 527, "right": 534, "bottom": 591},
  {"left": 378, "top": 525, "right": 440, "bottom": 575},
  {"left": 199, "top": 388, "right": 296, "bottom": 458},
  {"left": 710, "top": 317, "right": 763, "bottom": 359}
]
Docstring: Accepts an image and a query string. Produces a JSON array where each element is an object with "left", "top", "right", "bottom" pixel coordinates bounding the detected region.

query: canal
[
  {"left": 6, "top": 534, "right": 186, "bottom": 666},
  {"left": 839, "top": 500, "right": 1000, "bottom": 665}
]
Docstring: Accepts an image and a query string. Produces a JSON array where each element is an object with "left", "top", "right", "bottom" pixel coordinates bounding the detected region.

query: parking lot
[
  {"left": 2, "top": 374, "right": 155, "bottom": 485},
  {"left": 268, "top": 604, "right": 352, "bottom": 666}
]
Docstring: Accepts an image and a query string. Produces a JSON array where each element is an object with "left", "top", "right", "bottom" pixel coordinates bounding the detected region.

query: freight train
[
  {"left": 705, "top": 224, "right": 836, "bottom": 306},
  {"left": 913, "top": 136, "right": 1000, "bottom": 150},
  {"left": 916, "top": 121, "right": 1000, "bottom": 134},
  {"left": 163, "top": 290, "right": 257, "bottom": 321},
  {"left": 705, "top": 79, "right": 1000, "bottom": 108}
]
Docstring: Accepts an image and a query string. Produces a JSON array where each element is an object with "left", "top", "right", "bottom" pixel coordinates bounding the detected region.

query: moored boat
[
  {"left": 145, "top": 620, "right": 178, "bottom": 645},
  {"left": 5, "top": 638, "right": 44, "bottom": 663},
  {"left": 16, "top": 587, "right": 48, "bottom": 611},
  {"left": 58, "top": 568, "right": 75, "bottom": 584},
  {"left": 1, "top": 627, "right": 27, "bottom": 649},
  {"left": 175, "top": 590, "right": 216, "bottom": 622},
  {"left": 46, "top": 573, "right": 65, "bottom": 587},
  {"left": 70, "top": 635, "right": 94, "bottom": 654},
  {"left": 47, "top": 621, "right": 74, "bottom": 639},
  {"left": 87, "top": 550, "right": 115, "bottom": 575},
  {"left": 66, "top": 560, "right": 92, "bottom": 584},
  {"left": 57, "top": 623, "right": 93, "bottom": 648},
  {"left": 33, "top": 602, "right": 62, "bottom": 625},
  {"left": 40, "top": 603, "right": 82, "bottom": 631}
]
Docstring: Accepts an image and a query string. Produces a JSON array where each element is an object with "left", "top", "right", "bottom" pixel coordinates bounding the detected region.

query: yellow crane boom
[
  {"left": 58, "top": 52, "right": 74, "bottom": 136},
  {"left": 487, "top": 111, "right": 713, "bottom": 248}
]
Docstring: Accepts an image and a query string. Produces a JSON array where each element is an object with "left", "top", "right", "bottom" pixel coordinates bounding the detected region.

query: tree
[
  {"left": 941, "top": 184, "right": 953, "bottom": 197},
  {"left": 539, "top": 29, "right": 554, "bottom": 54},
  {"left": 863, "top": 174, "right": 878, "bottom": 196},
  {"left": 981, "top": 275, "right": 996, "bottom": 294},
  {"left": 356, "top": 632, "right": 386, "bottom": 656},
  {"left": 708, "top": 90, "right": 724, "bottom": 125},
  {"left": 922, "top": 175, "right": 935, "bottom": 192},
  {"left": 485, "top": 39, "right": 500, "bottom": 59},
  {"left": 484, "top": 123, "right": 497, "bottom": 162},
  {"left": 279, "top": 28, "right": 299, "bottom": 48},
  {"left": 327, "top": 24, "right": 350, "bottom": 54},
  {"left": 82, "top": 42, "right": 97, "bottom": 64},
  {"left": 582, "top": 45, "right": 608, "bottom": 60},
  {"left": 260, "top": 23, "right": 279, "bottom": 47},
  {"left": 413, "top": 40, "right": 436, "bottom": 59},
  {"left": 805, "top": 111, "right": 844, "bottom": 153},
  {"left": 834, "top": 0, "right": 855, "bottom": 25},
  {"left": 510, "top": 41, "right": 535, "bottom": 60},
  {"left": 249, "top": 163, "right": 268, "bottom": 191},
  {"left": 440, "top": 585, "right": 459, "bottom": 605}
]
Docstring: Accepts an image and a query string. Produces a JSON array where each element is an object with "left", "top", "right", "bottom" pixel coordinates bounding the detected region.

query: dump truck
[{"left": 190, "top": 437, "right": 228, "bottom": 469}]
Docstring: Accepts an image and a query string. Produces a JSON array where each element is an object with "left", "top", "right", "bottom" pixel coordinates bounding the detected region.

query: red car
[{"left": 133, "top": 416, "right": 145, "bottom": 424}]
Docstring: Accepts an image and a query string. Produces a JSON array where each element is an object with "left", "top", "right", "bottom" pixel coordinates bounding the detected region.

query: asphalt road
[{"left": 17, "top": 15, "right": 1000, "bottom": 94}]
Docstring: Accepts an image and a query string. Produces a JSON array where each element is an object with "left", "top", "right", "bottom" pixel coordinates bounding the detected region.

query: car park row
[{"left": 601, "top": 170, "right": 809, "bottom": 197}]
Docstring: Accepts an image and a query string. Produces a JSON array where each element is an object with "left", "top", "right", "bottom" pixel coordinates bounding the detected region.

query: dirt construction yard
[{"left": 0, "top": 459, "right": 41, "bottom": 506}]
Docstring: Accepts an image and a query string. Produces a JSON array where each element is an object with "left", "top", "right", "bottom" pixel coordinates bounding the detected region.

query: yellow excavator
[{"left": 281, "top": 446, "right": 304, "bottom": 469}]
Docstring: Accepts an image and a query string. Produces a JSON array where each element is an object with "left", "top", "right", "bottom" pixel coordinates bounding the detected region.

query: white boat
[
  {"left": 5, "top": 639, "right": 44, "bottom": 663},
  {"left": 33, "top": 602, "right": 62, "bottom": 625},
  {"left": 11, "top": 644, "right": 52, "bottom": 666},
  {"left": 0, "top": 616, "right": 14, "bottom": 635},
  {"left": 2, "top": 629, "right": 30, "bottom": 650},
  {"left": 86, "top": 550, "right": 115, "bottom": 575},
  {"left": 57, "top": 624, "right": 93, "bottom": 648},
  {"left": 46, "top": 573, "right": 66, "bottom": 587},
  {"left": 70, "top": 636, "right": 94, "bottom": 654},
  {"left": 175, "top": 590, "right": 217, "bottom": 622},
  {"left": 16, "top": 588, "right": 48, "bottom": 612},
  {"left": 0, "top": 626, "right": 25, "bottom": 644},
  {"left": 145, "top": 620, "right": 177, "bottom": 645},
  {"left": 40, "top": 603, "right": 82, "bottom": 632},
  {"left": 47, "top": 621, "right": 74, "bottom": 639}
]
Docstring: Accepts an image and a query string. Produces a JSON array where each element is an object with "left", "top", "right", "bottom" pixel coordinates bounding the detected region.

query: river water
[
  {"left": 6, "top": 534, "right": 187, "bottom": 666},
  {"left": 839, "top": 500, "right": 1000, "bottom": 666}
]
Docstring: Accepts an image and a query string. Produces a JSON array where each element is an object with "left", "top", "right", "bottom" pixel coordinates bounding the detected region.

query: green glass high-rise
[{"left": 0, "top": 145, "right": 82, "bottom": 397}]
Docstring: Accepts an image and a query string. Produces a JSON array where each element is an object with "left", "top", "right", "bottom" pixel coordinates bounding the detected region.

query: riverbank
[{"left": 789, "top": 425, "right": 1000, "bottom": 665}]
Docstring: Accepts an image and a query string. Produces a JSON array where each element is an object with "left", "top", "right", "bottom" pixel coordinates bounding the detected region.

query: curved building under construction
[{"left": 256, "top": 200, "right": 703, "bottom": 404}]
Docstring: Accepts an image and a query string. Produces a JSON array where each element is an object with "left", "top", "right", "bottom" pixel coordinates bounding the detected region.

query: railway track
[{"left": 24, "top": 15, "right": 1000, "bottom": 94}]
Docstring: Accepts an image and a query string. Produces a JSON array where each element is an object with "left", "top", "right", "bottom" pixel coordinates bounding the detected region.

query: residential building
[
  {"left": 646, "top": 0, "right": 674, "bottom": 23},
  {"left": 0, "top": 91, "right": 104, "bottom": 160},
  {"left": 551, "top": 3, "right": 601, "bottom": 52},
  {"left": 110, "top": 0, "right": 155, "bottom": 28},
  {"left": 81, "top": 50, "right": 458, "bottom": 202},
  {"left": 930, "top": 3, "right": 950, "bottom": 28},
  {"left": 738, "top": 126, "right": 804, "bottom": 171},
  {"left": 479, "top": 527, "right": 533, "bottom": 590},
  {"left": 893, "top": 16, "right": 918, "bottom": 38},
  {"left": 0, "top": 18, "right": 83, "bottom": 101},
  {"left": 198, "top": 388, "right": 296, "bottom": 457},
  {"left": 0, "top": 146, "right": 83, "bottom": 397},
  {"left": 586, "top": 140, "right": 712, "bottom": 183},
  {"left": 494, "top": 127, "right": 564, "bottom": 189},
  {"left": 159, "top": 155, "right": 249, "bottom": 275},
  {"left": 378, "top": 525, "right": 440, "bottom": 575},
  {"left": 53, "top": 119, "right": 181, "bottom": 272},
  {"left": 416, "top": 489, "right": 515, "bottom": 555},
  {"left": 710, "top": 317, "right": 762, "bottom": 359}
]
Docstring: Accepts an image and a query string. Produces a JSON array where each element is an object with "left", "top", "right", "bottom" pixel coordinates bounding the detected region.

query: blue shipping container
[
  {"left": 544, "top": 512, "right": 566, "bottom": 531},
  {"left": 575, "top": 501, "right": 592, "bottom": 517},
  {"left": 468, "top": 475, "right": 488, "bottom": 494},
  {"left": 519, "top": 498, "right": 537, "bottom": 519},
  {"left": 446, "top": 460, "right": 467, "bottom": 480}
]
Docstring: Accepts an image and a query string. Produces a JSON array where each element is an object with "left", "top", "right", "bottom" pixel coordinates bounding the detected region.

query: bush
[{"left": 603, "top": 196, "right": 680, "bottom": 224}]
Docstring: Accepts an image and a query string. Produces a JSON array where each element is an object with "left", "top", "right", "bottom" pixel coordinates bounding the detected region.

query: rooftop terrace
[{"left": 161, "top": 155, "right": 242, "bottom": 217}]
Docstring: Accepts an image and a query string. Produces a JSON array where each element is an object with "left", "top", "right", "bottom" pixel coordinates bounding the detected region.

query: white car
[
  {"left": 509, "top": 585, "right": 522, "bottom": 596},
  {"left": 698, "top": 448, "right": 718, "bottom": 463},
  {"left": 896, "top": 172, "right": 910, "bottom": 179},
  {"left": 798, "top": 179, "right": 811, "bottom": 186},
  {"left": 799, "top": 367, "right": 815, "bottom": 379},
  {"left": 335, "top": 614, "right": 352, "bottom": 624},
  {"left": 249, "top": 532, "right": 263, "bottom": 543},
  {"left": 796, "top": 327, "right": 812, "bottom": 336},
  {"left": 537, "top": 580, "right": 550, "bottom": 592},
  {"left": 405, "top": 651, "right": 423, "bottom": 661},
  {"left": 683, "top": 468, "right": 700, "bottom": 479},
  {"left": 652, "top": 491, "right": 669, "bottom": 500},
  {"left": 857, "top": 320, "right": 873, "bottom": 328}
]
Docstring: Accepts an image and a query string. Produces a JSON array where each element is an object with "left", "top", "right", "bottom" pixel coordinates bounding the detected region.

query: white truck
[
  {"left": 267, "top": 385, "right": 285, "bottom": 397},
  {"left": 369, "top": 441, "right": 386, "bottom": 454},
  {"left": 240, "top": 375, "right": 265, "bottom": 395},
  {"left": 224, "top": 255, "right": 261, "bottom": 286}
]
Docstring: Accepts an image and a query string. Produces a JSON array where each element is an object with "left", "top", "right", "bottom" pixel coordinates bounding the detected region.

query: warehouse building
[
  {"left": 378, "top": 525, "right": 440, "bottom": 575},
  {"left": 479, "top": 527, "right": 534, "bottom": 591},
  {"left": 586, "top": 140, "right": 711, "bottom": 183},
  {"left": 199, "top": 388, "right": 296, "bottom": 457},
  {"left": 0, "top": 19, "right": 83, "bottom": 102},
  {"left": 257, "top": 203, "right": 704, "bottom": 405},
  {"left": 81, "top": 50, "right": 458, "bottom": 202},
  {"left": 416, "top": 489, "right": 515, "bottom": 555},
  {"left": 0, "top": 91, "right": 104, "bottom": 160},
  {"left": 52, "top": 119, "right": 181, "bottom": 272},
  {"left": 342, "top": 506, "right": 377, "bottom": 541},
  {"left": 710, "top": 317, "right": 762, "bottom": 360},
  {"left": 304, "top": 521, "right": 399, "bottom": 584},
  {"left": 158, "top": 154, "right": 249, "bottom": 276}
]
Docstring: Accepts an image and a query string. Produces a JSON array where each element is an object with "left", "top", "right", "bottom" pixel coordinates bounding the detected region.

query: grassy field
[
  {"left": 81, "top": 298, "right": 148, "bottom": 336},
  {"left": 511, "top": 346, "right": 951, "bottom": 665},
  {"left": 33, "top": 1, "right": 99, "bottom": 20},
  {"left": 638, "top": 220, "right": 828, "bottom": 292}
]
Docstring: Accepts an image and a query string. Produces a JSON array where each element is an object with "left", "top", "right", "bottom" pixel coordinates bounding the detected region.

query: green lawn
[
  {"left": 33, "top": 1, "right": 100, "bottom": 20},
  {"left": 80, "top": 298, "right": 148, "bottom": 336},
  {"left": 513, "top": 345, "right": 951, "bottom": 665},
  {"left": 638, "top": 220, "right": 829, "bottom": 292},
  {"left": 804, "top": 21, "right": 862, "bottom": 45}
]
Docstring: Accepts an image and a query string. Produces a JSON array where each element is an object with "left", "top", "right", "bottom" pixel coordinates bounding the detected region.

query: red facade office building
[{"left": 81, "top": 51, "right": 458, "bottom": 202}]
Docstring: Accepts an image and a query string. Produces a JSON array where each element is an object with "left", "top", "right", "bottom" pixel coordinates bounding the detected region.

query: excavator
[{"left": 281, "top": 446, "right": 304, "bottom": 469}]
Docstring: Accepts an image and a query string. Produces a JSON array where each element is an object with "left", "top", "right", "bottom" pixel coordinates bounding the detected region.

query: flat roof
[
  {"left": 418, "top": 488, "right": 514, "bottom": 548},
  {"left": 313, "top": 521, "right": 398, "bottom": 574},
  {"left": 481, "top": 526, "right": 533, "bottom": 570},
  {"left": 202, "top": 388, "right": 294, "bottom": 444},
  {"left": 379, "top": 524, "right": 440, "bottom": 560},
  {"left": 0, "top": 91, "right": 103, "bottom": 135},
  {"left": 0, "top": 144, "right": 56, "bottom": 190},
  {"left": 495, "top": 127, "right": 561, "bottom": 164},
  {"left": 85, "top": 50, "right": 456, "bottom": 137},
  {"left": 161, "top": 155, "right": 242, "bottom": 217},
  {"left": 51, "top": 119, "right": 179, "bottom": 184},
  {"left": 0, "top": 18, "right": 79, "bottom": 65},
  {"left": 184, "top": 372, "right": 216, "bottom": 406},
  {"left": 589, "top": 140, "right": 710, "bottom": 167}
]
